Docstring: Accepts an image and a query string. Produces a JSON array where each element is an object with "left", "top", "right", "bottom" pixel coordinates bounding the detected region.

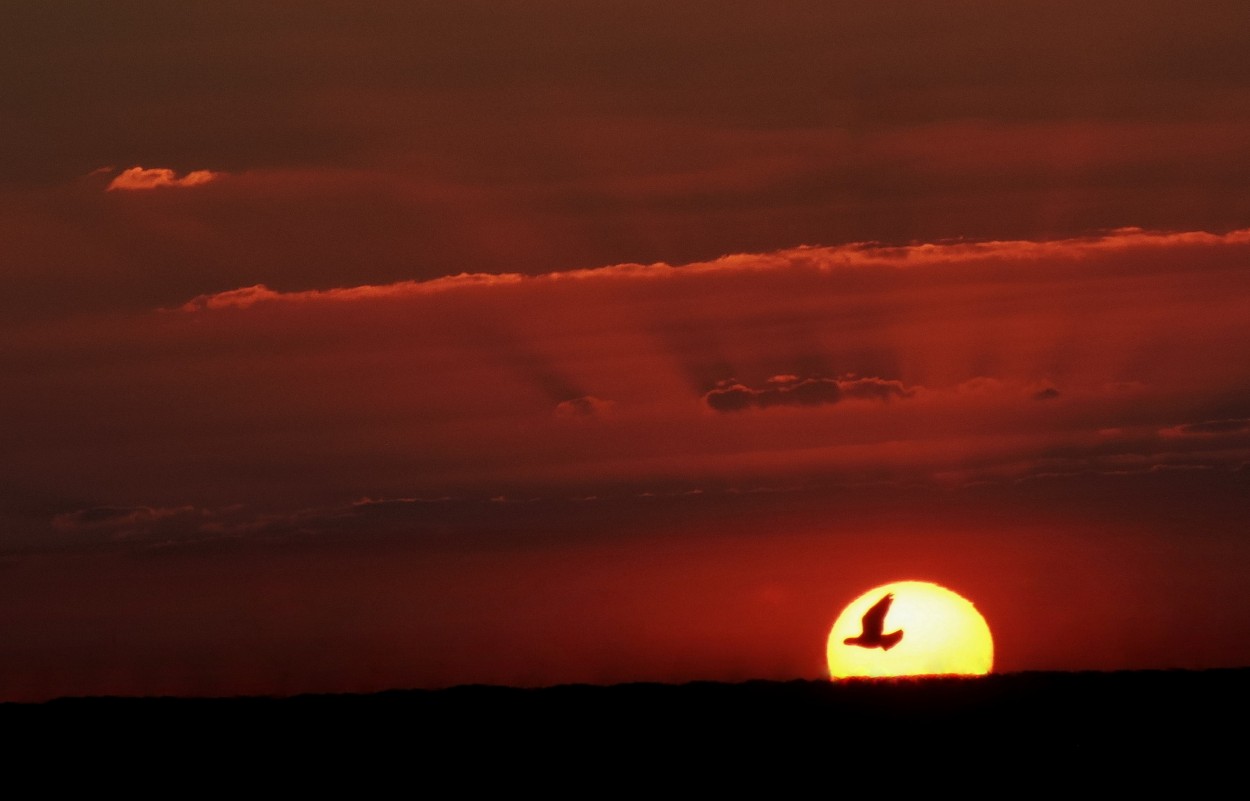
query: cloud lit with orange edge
[
  {"left": 6, "top": 223, "right": 1235, "bottom": 520},
  {"left": 107, "top": 166, "right": 220, "bottom": 191},
  {"left": 172, "top": 226, "right": 1250, "bottom": 313}
]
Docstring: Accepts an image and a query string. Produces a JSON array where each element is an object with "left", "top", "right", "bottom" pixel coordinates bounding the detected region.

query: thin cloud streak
[{"left": 175, "top": 226, "right": 1250, "bottom": 312}]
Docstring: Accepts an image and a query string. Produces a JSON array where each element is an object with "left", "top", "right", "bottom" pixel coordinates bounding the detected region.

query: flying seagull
[{"left": 843, "top": 592, "right": 904, "bottom": 650}]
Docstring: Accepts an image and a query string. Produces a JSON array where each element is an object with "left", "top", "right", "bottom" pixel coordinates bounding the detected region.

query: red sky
[{"left": 3, "top": 1, "right": 1250, "bottom": 701}]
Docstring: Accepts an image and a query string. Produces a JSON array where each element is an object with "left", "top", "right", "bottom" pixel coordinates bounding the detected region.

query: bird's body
[{"left": 843, "top": 592, "right": 904, "bottom": 650}]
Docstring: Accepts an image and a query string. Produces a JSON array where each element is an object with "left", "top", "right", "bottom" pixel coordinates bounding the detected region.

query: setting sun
[
  {"left": 8, "top": 0, "right": 1250, "bottom": 710},
  {"left": 827, "top": 581, "right": 993, "bottom": 679}
]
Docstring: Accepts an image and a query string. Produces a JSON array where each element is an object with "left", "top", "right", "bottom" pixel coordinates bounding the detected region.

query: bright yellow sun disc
[{"left": 827, "top": 580, "right": 993, "bottom": 679}]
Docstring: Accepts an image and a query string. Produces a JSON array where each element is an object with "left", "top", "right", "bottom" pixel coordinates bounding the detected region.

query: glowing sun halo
[{"left": 827, "top": 581, "right": 993, "bottom": 679}]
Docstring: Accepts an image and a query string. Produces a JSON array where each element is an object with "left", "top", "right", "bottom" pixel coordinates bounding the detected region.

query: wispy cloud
[
  {"left": 1160, "top": 418, "right": 1250, "bottom": 438},
  {"left": 555, "top": 395, "right": 616, "bottom": 420}
]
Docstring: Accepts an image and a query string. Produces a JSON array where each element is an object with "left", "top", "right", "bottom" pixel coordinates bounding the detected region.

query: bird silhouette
[{"left": 843, "top": 592, "right": 904, "bottom": 650}]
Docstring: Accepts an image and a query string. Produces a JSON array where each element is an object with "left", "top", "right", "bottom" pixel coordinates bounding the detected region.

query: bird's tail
[{"left": 881, "top": 630, "right": 903, "bottom": 651}]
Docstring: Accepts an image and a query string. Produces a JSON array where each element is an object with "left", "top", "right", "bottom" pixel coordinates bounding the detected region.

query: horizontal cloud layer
[{"left": 4, "top": 225, "right": 1248, "bottom": 554}]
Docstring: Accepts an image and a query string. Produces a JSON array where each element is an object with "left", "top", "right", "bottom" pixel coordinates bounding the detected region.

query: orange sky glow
[{"left": 2, "top": 1, "right": 1249, "bottom": 702}]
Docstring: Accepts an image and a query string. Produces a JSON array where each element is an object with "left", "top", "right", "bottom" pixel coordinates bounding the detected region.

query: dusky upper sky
[{"left": 3, "top": 1, "right": 1250, "bottom": 701}]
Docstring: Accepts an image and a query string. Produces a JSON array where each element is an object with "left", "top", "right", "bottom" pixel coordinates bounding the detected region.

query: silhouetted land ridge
[{"left": 5, "top": 669, "right": 1246, "bottom": 781}]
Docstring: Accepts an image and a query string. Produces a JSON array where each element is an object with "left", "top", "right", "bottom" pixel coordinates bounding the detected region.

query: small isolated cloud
[
  {"left": 704, "top": 375, "right": 913, "bottom": 412},
  {"left": 107, "top": 166, "right": 219, "bottom": 191},
  {"left": 554, "top": 395, "right": 616, "bottom": 420},
  {"left": 1032, "top": 385, "right": 1061, "bottom": 401}
]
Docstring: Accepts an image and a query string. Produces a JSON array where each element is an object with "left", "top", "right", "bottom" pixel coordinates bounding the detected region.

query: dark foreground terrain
[{"left": 5, "top": 670, "right": 1245, "bottom": 786}]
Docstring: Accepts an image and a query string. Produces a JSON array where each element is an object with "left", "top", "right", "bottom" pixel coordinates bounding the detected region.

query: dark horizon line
[{"left": 7, "top": 664, "right": 1248, "bottom": 708}]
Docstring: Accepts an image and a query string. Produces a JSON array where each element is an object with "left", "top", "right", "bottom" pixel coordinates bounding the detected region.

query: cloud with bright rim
[{"left": 107, "top": 166, "right": 219, "bottom": 191}]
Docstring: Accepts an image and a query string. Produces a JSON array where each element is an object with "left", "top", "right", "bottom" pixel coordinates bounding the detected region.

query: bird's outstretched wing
[{"left": 860, "top": 593, "right": 893, "bottom": 638}]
